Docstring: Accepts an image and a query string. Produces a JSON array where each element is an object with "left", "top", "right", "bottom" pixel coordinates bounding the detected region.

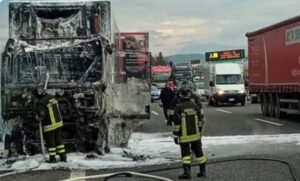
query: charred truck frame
[{"left": 1, "top": 1, "right": 150, "bottom": 156}]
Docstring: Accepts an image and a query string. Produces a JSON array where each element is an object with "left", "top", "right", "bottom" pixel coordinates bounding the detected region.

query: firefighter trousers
[
  {"left": 44, "top": 128, "right": 65, "bottom": 156},
  {"left": 180, "top": 139, "right": 206, "bottom": 165}
]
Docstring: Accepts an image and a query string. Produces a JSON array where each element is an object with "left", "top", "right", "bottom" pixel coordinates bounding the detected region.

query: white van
[{"left": 205, "top": 63, "right": 246, "bottom": 106}]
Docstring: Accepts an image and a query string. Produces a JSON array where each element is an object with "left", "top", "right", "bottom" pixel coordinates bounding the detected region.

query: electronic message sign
[{"left": 205, "top": 49, "right": 245, "bottom": 62}]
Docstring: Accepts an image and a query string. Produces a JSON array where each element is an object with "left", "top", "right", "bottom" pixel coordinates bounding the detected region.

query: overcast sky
[{"left": 0, "top": 0, "right": 300, "bottom": 56}]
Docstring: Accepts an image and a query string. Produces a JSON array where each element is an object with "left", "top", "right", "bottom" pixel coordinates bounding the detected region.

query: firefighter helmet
[
  {"left": 178, "top": 85, "right": 192, "bottom": 100},
  {"left": 32, "top": 84, "right": 46, "bottom": 98}
]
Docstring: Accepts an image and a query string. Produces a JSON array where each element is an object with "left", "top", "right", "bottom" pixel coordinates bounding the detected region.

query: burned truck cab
[{"left": 1, "top": 1, "right": 115, "bottom": 155}]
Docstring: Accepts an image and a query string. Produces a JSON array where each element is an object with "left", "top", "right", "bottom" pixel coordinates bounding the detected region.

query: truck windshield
[
  {"left": 152, "top": 73, "right": 170, "bottom": 82},
  {"left": 216, "top": 74, "right": 243, "bottom": 85},
  {"left": 175, "top": 70, "right": 191, "bottom": 76}
]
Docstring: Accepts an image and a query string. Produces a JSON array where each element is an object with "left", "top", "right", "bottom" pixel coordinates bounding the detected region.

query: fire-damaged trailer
[{"left": 1, "top": 1, "right": 150, "bottom": 157}]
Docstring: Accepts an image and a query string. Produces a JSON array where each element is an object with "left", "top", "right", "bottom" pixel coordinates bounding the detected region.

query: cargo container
[{"left": 246, "top": 15, "right": 300, "bottom": 118}]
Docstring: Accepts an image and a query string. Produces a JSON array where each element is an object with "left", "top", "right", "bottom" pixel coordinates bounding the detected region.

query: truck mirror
[{"left": 209, "top": 81, "right": 214, "bottom": 87}]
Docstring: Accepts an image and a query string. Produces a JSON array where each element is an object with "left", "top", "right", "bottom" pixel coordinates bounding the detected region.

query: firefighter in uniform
[
  {"left": 168, "top": 81, "right": 203, "bottom": 126},
  {"left": 173, "top": 86, "right": 206, "bottom": 179},
  {"left": 33, "top": 88, "right": 67, "bottom": 163}
]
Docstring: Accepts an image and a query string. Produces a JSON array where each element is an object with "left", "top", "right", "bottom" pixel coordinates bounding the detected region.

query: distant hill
[{"left": 165, "top": 54, "right": 206, "bottom": 64}]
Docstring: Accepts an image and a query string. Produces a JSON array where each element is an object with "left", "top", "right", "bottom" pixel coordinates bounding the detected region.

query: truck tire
[
  {"left": 268, "top": 94, "right": 275, "bottom": 117},
  {"left": 274, "top": 94, "right": 286, "bottom": 119},
  {"left": 241, "top": 100, "right": 246, "bottom": 106},
  {"left": 250, "top": 95, "right": 258, "bottom": 104},
  {"left": 214, "top": 100, "right": 219, "bottom": 107},
  {"left": 261, "top": 93, "right": 269, "bottom": 116},
  {"left": 208, "top": 97, "right": 214, "bottom": 106}
]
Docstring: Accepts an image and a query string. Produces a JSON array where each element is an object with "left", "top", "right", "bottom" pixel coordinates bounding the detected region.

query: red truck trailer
[
  {"left": 115, "top": 32, "right": 150, "bottom": 83},
  {"left": 119, "top": 32, "right": 149, "bottom": 52},
  {"left": 246, "top": 15, "right": 300, "bottom": 118}
]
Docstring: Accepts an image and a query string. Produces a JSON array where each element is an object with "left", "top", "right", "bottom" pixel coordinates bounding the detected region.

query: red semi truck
[
  {"left": 246, "top": 15, "right": 300, "bottom": 118},
  {"left": 151, "top": 66, "right": 174, "bottom": 89}
]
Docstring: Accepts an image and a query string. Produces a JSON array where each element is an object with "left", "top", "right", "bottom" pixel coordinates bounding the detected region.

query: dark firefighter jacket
[
  {"left": 173, "top": 100, "right": 203, "bottom": 143},
  {"left": 35, "top": 95, "right": 63, "bottom": 132},
  {"left": 160, "top": 87, "right": 175, "bottom": 108},
  {"left": 168, "top": 93, "right": 203, "bottom": 120}
]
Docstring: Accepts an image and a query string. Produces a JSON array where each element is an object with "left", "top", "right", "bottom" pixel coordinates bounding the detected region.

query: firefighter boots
[
  {"left": 59, "top": 153, "right": 67, "bottom": 162},
  {"left": 197, "top": 164, "right": 207, "bottom": 178},
  {"left": 48, "top": 155, "right": 57, "bottom": 163},
  {"left": 178, "top": 164, "right": 192, "bottom": 180}
]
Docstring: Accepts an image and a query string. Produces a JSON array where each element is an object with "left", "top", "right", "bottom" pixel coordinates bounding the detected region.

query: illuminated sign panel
[{"left": 205, "top": 49, "right": 245, "bottom": 62}]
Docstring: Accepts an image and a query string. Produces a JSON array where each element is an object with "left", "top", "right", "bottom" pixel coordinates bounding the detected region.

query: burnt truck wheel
[{"left": 261, "top": 93, "right": 269, "bottom": 116}]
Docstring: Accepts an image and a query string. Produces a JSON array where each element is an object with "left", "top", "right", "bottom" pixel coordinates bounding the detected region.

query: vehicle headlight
[
  {"left": 239, "top": 90, "right": 245, "bottom": 94},
  {"left": 217, "top": 90, "right": 224, "bottom": 95}
]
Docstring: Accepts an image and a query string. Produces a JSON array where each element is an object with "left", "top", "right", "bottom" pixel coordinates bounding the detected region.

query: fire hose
[
  {"left": 61, "top": 171, "right": 173, "bottom": 181},
  {"left": 0, "top": 157, "right": 298, "bottom": 181}
]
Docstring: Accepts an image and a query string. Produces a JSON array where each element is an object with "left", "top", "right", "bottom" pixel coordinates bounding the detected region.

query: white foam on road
[
  {"left": 216, "top": 109, "right": 232, "bottom": 114},
  {"left": 1, "top": 133, "right": 300, "bottom": 172},
  {"left": 254, "top": 118, "right": 283, "bottom": 126}
]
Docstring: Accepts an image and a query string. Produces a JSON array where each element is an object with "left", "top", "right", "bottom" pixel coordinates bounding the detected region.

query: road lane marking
[
  {"left": 216, "top": 109, "right": 232, "bottom": 114},
  {"left": 70, "top": 170, "right": 86, "bottom": 181},
  {"left": 254, "top": 118, "right": 283, "bottom": 126},
  {"left": 151, "top": 111, "right": 159, "bottom": 115}
]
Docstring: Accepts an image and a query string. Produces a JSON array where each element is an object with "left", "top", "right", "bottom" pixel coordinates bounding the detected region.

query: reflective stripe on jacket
[
  {"left": 43, "top": 98, "right": 63, "bottom": 132},
  {"left": 36, "top": 95, "right": 63, "bottom": 132}
]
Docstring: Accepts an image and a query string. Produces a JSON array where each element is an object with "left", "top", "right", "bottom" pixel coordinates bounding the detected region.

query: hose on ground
[
  {"left": 0, "top": 157, "right": 298, "bottom": 181},
  {"left": 60, "top": 171, "right": 173, "bottom": 181},
  {"left": 142, "top": 157, "right": 299, "bottom": 181}
]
